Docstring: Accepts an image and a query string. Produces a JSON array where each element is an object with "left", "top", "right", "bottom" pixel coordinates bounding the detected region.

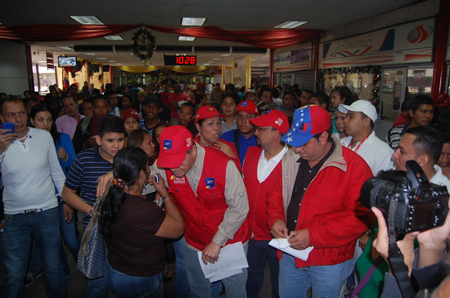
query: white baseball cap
[{"left": 338, "top": 100, "right": 378, "bottom": 122}]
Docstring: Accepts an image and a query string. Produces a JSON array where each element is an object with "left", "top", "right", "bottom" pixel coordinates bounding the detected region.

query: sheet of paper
[
  {"left": 198, "top": 242, "right": 248, "bottom": 281},
  {"left": 269, "top": 238, "right": 314, "bottom": 261}
]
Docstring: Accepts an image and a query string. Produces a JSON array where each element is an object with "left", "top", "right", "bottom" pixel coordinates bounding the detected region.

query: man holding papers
[
  {"left": 156, "top": 125, "right": 250, "bottom": 298},
  {"left": 267, "top": 105, "right": 374, "bottom": 298}
]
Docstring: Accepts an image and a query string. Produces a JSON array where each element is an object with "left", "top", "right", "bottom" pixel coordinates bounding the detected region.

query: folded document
[{"left": 269, "top": 238, "right": 314, "bottom": 261}]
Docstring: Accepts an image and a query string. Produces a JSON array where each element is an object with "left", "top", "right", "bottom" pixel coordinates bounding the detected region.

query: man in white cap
[{"left": 339, "top": 100, "right": 394, "bottom": 176}]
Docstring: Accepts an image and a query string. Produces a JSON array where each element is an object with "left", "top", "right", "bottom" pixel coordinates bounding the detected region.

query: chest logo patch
[{"left": 205, "top": 177, "right": 215, "bottom": 189}]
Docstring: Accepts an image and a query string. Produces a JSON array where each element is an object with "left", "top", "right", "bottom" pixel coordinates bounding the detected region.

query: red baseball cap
[
  {"left": 194, "top": 106, "right": 225, "bottom": 125},
  {"left": 250, "top": 109, "right": 289, "bottom": 134},
  {"left": 157, "top": 125, "right": 194, "bottom": 168},
  {"left": 235, "top": 100, "right": 259, "bottom": 116},
  {"left": 121, "top": 108, "right": 140, "bottom": 121},
  {"left": 281, "top": 105, "right": 331, "bottom": 147}
]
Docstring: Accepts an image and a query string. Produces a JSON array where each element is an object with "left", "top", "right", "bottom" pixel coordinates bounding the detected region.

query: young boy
[{"left": 62, "top": 115, "right": 125, "bottom": 298}]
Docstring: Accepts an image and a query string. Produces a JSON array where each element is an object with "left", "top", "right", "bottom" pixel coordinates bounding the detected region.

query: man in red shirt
[
  {"left": 168, "top": 83, "right": 188, "bottom": 125},
  {"left": 244, "top": 109, "right": 289, "bottom": 298}
]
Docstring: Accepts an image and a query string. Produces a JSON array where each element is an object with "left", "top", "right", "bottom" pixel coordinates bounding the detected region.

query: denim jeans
[
  {"left": 278, "top": 253, "right": 353, "bottom": 298},
  {"left": 246, "top": 239, "right": 279, "bottom": 298},
  {"left": 173, "top": 235, "right": 190, "bottom": 298},
  {"left": 58, "top": 200, "right": 81, "bottom": 263},
  {"left": 105, "top": 260, "right": 163, "bottom": 298},
  {"left": 28, "top": 237, "right": 71, "bottom": 277},
  {"left": 2, "top": 207, "right": 67, "bottom": 298},
  {"left": 185, "top": 242, "right": 248, "bottom": 298}
]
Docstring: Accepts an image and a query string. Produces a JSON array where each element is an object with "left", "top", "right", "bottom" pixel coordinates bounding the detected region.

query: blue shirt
[
  {"left": 220, "top": 129, "right": 257, "bottom": 166},
  {"left": 65, "top": 146, "right": 113, "bottom": 230}
]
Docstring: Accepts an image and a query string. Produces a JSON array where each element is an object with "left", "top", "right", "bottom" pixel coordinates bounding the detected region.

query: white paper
[
  {"left": 198, "top": 242, "right": 248, "bottom": 282},
  {"left": 269, "top": 238, "right": 314, "bottom": 261}
]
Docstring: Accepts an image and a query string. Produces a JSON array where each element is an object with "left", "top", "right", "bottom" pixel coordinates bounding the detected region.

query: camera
[{"left": 360, "top": 160, "right": 449, "bottom": 233}]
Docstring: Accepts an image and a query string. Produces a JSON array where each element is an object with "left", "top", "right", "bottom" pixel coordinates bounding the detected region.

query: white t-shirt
[
  {"left": 0, "top": 128, "right": 65, "bottom": 214},
  {"left": 341, "top": 131, "right": 394, "bottom": 176},
  {"left": 257, "top": 145, "right": 289, "bottom": 183}
]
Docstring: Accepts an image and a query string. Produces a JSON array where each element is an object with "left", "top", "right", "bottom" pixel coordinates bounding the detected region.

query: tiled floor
[{"left": 0, "top": 212, "right": 276, "bottom": 298}]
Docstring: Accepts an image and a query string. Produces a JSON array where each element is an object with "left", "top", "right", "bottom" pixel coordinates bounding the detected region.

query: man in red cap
[
  {"left": 267, "top": 105, "right": 374, "bottom": 298},
  {"left": 243, "top": 110, "right": 289, "bottom": 298},
  {"left": 221, "top": 100, "right": 259, "bottom": 165},
  {"left": 155, "top": 125, "right": 250, "bottom": 298}
]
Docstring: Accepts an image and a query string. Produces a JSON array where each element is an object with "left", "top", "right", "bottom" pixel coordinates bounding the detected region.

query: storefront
[
  {"left": 319, "top": 18, "right": 436, "bottom": 139},
  {"left": 273, "top": 42, "right": 315, "bottom": 93}
]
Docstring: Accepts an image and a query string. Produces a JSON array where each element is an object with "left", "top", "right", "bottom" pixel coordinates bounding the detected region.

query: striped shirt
[
  {"left": 65, "top": 146, "right": 112, "bottom": 230},
  {"left": 386, "top": 122, "right": 410, "bottom": 151}
]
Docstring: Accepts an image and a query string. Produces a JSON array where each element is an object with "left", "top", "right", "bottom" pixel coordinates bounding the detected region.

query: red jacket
[
  {"left": 194, "top": 134, "right": 241, "bottom": 172},
  {"left": 243, "top": 146, "right": 282, "bottom": 240},
  {"left": 267, "top": 137, "right": 374, "bottom": 268},
  {"left": 166, "top": 146, "right": 250, "bottom": 251}
]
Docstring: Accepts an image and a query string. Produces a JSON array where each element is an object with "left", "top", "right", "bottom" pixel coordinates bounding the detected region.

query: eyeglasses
[{"left": 256, "top": 127, "right": 275, "bottom": 132}]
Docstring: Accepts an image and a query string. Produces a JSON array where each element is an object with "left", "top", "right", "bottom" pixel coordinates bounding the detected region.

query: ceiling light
[
  {"left": 203, "top": 63, "right": 210, "bottom": 66},
  {"left": 251, "top": 59, "right": 257, "bottom": 61},
  {"left": 97, "top": 58, "right": 107, "bottom": 60},
  {"left": 212, "top": 58, "right": 221, "bottom": 60},
  {"left": 83, "top": 53, "right": 95, "bottom": 56},
  {"left": 104, "top": 35, "right": 123, "bottom": 41},
  {"left": 36, "top": 60, "right": 45, "bottom": 63},
  {"left": 70, "top": 16, "right": 104, "bottom": 25},
  {"left": 208, "top": 61, "right": 215, "bottom": 63},
  {"left": 178, "top": 36, "right": 195, "bottom": 41},
  {"left": 220, "top": 54, "right": 231, "bottom": 56},
  {"left": 274, "top": 21, "right": 308, "bottom": 29},
  {"left": 59, "top": 46, "right": 73, "bottom": 50},
  {"left": 108, "top": 61, "right": 116, "bottom": 62},
  {"left": 181, "top": 17, "right": 206, "bottom": 26}
]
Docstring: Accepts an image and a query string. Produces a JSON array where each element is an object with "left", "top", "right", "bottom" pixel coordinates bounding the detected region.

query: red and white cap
[
  {"left": 157, "top": 125, "right": 194, "bottom": 168},
  {"left": 250, "top": 109, "right": 289, "bottom": 134}
]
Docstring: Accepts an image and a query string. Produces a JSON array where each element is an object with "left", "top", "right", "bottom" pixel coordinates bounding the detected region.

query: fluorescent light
[
  {"left": 108, "top": 61, "right": 116, "bottom": 62},
  {"left": 181, "top": 17, "right": 206, "bottom": 26},
  {"left": 203, "top": 63, "right": 210, "bottom": 65},
  {"left": 70, "top": 16, "right": 104, "bottom": 25},
  {"left": 262, "top": 55, "right": 270, "bottom": 57},
  {"left": 83, "top": 53, "right": 95, "bottom": 56},
  {"left": 212, "top": 58, "right": 221, "bottom": 60},
  {"left": 104, "top": 35, "right": 123, "bottom": 41},
  {"left": 97, "top": 58, "right": 107, "bottom": 60},
  {"left": 59, "top": 46, "right": 73, "bottom": 50},
  {"left": 274, "top": 21, "right": 308, "bottom": 29},
  {"left": 220, "top": 54, "right": 231, "bottom": 56},
  {"left": 36, "top": 60, "right": 45, "bottom": 63},
  {"left": 178, "top": 36, "right": 195, "bottom": 41},
  {"left": 207, "top": 61, "right": 215, "bottom": 63},
  {"left": 251, "top": 59, "right": 257, "bottom": 61}
]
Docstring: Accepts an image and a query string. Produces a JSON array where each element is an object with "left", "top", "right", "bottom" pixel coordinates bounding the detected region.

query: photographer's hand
[
  {"left": 372, "top": 207, "right": 418, "bottom": 276},
  {"left": 416, "top": 198, "right": 450, "bottom": 268}
]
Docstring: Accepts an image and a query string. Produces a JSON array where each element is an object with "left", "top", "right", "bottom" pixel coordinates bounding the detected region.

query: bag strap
[
  {"left": 234, "top": 129, "right": 240, "bottom": 161},
  {"left": 81, "top": 116, "right": 92, "bottom": 135},
  {"left": 351, "top": 255, "right": 384, "bottom": 295},
  {"left": 80, "top": 182, "right": 113, "bottom": 255}
]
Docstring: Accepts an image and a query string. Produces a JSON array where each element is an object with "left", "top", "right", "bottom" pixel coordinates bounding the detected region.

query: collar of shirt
[
  {"left": 185, "top": 142, "right": 205, "bottom": 197},
  {"left": 257, "top": 145, "right": 289, "bottom": 183}
]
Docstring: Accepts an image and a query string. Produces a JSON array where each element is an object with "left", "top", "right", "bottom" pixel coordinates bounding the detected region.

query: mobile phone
[
  {"left": 2, "top": 123, "right": 14, "bottom": 134},
  {"left": 153, "top": 173, "right": 160, "bottom": 183}
]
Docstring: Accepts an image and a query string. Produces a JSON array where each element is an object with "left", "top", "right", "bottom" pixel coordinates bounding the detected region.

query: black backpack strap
[{"left": 234, "top": 129, "right": 240, "bottom": 161}]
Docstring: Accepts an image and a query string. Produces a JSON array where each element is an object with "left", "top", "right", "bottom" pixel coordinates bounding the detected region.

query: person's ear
[
  {"left": 30, "top": 118, "right": 35, "bottom": 126},
  {"left": 408, "top": 109, "right": 414, "bottom": 118},
  {"left": 362, "top": 116, "right": 371, "bottom": 128},
  {"left": 159, "top": 107, "right": 163, "bottom": 114},
  {"left": 191, "top": 144, "right": 197, "bottom": 159},
  {"left": 416, "top": 154, "right": 430, "bottom": 168},
  {"left": 95, "top": 135, "right": 101, "bottom": 146}
]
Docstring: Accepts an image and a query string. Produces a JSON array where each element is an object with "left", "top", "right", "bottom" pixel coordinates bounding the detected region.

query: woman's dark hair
[
  {"left": 29, "top": 104, "right": 61, "bottom": 146},
  {"left": 220, "top": 92, "right": 239, "bottom": 105},
  {"left": 194, "top": 94, "right": 204, "bottom": 105},
  {"left": 99, "top": 147, "right": 148, "bottom": 240},
  {"left": 127, "top": 128, "right": 149, "bottom": 148},
  {"left": 331, "top": 86, "right": 353, "bottom": 105}
]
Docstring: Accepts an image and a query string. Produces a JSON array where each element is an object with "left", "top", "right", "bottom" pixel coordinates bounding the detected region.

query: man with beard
[{"left": 243, "top": 110, "right": 289, "bottom": 298}]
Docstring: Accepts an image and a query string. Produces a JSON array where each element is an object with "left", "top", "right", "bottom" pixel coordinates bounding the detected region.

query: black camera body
[{"left": 360, "top": 160, "right": 449, "bottom": 233}]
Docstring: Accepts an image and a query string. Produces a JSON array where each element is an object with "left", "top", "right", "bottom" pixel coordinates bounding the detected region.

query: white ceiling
[{"left": 1, "top": 0, "right": 420, "bottom": 68}]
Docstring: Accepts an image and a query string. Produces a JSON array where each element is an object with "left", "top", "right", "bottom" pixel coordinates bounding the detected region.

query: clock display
[{"left": 164, "top": 55, "right": 197, "bottom": 66}]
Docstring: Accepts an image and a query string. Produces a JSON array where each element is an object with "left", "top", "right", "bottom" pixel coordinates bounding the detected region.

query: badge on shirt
[
  {"left": 164, "top": 140, "right": 172, "bottom": 150},
  {"left": 205, "top": 177, "right": 215, "bottom": 189},
  {"left": 173, "top": 177, "right": 186, "bottom": 184}
]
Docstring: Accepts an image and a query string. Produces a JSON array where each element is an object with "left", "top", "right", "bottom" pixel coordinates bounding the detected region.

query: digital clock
[{"left": 164, "top": 55, "right": 197, "bottom": 66}]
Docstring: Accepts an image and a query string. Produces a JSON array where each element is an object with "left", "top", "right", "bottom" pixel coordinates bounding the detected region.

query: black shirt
[{"left": 286, "top": 141, "right": 336, "bottom": 233}]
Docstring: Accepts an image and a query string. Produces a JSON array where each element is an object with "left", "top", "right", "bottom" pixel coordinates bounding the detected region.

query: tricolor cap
[
  {"left": 281, "top": 105, "right": 331, "bottom": 147},
  {"left": 157, "top": 125, "right": 194, "bottom": 168},
  {"left": 250, "top": 109, "right": 289, "bottom": 134},
  {"left": 194, "top": 106, "right": 225, "bottom": 125},
  {"left": 235, "top": 100, "right": 259, "bottom": 115},
  {"left": 121, "top": 108, "right": 140, "bottom": 121},
  {"left": 338, "top": 100, "right": 378, "bottom": 122}
]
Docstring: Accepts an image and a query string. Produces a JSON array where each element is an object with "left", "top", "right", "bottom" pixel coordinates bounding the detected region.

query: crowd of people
[{"left": 0, "top": 80, "right": 449, "bottom": 298}]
